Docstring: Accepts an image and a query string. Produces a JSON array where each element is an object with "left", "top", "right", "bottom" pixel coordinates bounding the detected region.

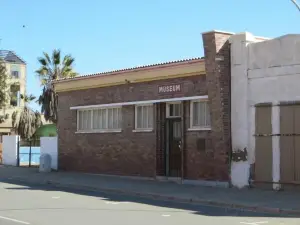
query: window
[
  {"left": 135, "top": 104, "right": 153, "bottom": 130},
  {"left": 166, "top": 102, "right": 181, "bottom": 118},
  {"left": 77, "top": 107, "right": 122, "bottom": 132},
  {"left": 11, "top": 71, "right": 19, "bottom": 78},
  {"left": 10, "top": 85, "right": 20, "bottom": 107},
  {"left": 78, "top": 110, "right": 92, "bottom": 131},
  {"left": 190, "top": 100, "right": 211, "bottom": 129},
  {"left": 10, "top": 65, "right": 20, "bottom": 79}
]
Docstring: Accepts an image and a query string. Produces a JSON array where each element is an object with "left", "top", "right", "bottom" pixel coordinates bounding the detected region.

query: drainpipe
[{"left": 180, "top": 101, "right": 185, "bottom": 184}]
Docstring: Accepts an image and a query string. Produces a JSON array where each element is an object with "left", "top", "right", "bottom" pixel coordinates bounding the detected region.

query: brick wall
[
  {"left": 58, "top": 104, "right": 157, "bottom": 176},
  {"left": 184, "top": 103, "right": 215, "bottom": 180},
  {"left": 202, "top": 31, "right": 232, "bottom": 181},
  {"left": 57, "top": 75, "right": 208, "bottom": 177},
  {"left": 57, "top": 35, "right": 232, "bottom": 181}
]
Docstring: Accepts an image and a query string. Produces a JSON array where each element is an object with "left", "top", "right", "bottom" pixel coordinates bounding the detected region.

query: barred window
[
  {"left": 78, "top": 110, "right": 92, "bottom": 131},
  {"left": 190, "top": 100, "right": 211, "bottom": 129},
  {"left": 77, "top": 107, "right": 122, "bottom": 132},
  {"left": 135, "top": 104, "right": 153, "bottom": 130}
]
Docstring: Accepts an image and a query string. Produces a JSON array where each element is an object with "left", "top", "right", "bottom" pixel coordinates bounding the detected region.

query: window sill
[
  {"left": 132, "top": 129, "right": 153, "bottom": 133},
  {"left": 76, "top": 129, "right": 122, "bottom": 134},
  {"left": 188, "top": 127, "right": 211, "bottom": 131}
]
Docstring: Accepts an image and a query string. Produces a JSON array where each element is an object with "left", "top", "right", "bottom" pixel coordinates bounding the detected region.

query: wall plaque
[{"left": 158, "top": 84, "right": 182, "bottom": 94}]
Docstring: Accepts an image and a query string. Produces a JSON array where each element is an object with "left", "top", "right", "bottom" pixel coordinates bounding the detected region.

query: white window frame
[
  {"left": 189, "top": 99, "right": 211, "bottom": 131},
  {"left": 76, "top": 106, "right": 122, "bottom": 133},
  {"left": 134, "top": 104, "right": 154, "bottom": 132},
  {"left": 166, "top": 101, "right": 182, "bottom": 118}
]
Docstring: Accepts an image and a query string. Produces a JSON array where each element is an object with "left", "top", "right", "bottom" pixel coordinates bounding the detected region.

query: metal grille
[{"left": 18, "top": 139, "right": 41, "bottom": 167}]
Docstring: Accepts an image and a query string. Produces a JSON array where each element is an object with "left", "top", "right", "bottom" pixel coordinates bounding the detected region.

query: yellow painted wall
[{"left": 0, "top": 62, "right": 27, "bottom": 130}]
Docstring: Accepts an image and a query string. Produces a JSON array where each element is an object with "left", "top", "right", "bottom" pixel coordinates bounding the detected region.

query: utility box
[{"left": 39, "top": 153, "right": 52, "bottom": 173}]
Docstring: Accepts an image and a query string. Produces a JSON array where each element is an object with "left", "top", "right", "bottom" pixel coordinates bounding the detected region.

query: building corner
[{"left": 202, "top": 30, "right": 232, "bottom": 182}]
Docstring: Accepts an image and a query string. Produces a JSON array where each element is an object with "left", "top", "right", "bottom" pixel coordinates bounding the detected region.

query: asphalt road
[{"left": 0, "top": 180, "right": 298, "bottom": 225}]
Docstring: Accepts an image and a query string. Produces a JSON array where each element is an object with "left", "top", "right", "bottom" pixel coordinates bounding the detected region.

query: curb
[{"left": 4, "top": 176, "right": 300, "bottom": 216}]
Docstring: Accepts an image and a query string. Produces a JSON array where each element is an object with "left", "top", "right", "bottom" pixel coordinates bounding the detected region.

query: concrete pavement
[
  {"left": 0, "top": 180, "right": 299, "bottom": 225},
  {"left": 1, "top": 166, "right": 300, "bottom": 216}
]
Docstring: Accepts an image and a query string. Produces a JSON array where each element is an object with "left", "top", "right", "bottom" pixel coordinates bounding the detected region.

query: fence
[
  {"left": 1, "top": 136, "right": 57, "bottom": 169},
  {"left": 18, "top": 139, "right": 41, "bottom": 167}
]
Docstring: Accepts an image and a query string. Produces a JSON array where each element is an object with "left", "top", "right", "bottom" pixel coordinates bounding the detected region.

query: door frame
[{"left": 165, "top": 117, "right": 182, "bottom": 178}]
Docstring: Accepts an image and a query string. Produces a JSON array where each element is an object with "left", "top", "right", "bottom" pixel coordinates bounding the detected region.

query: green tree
[
  {"left": 0, "top": 58, "right": 9, "bottom": 123},
  {"left": 12, "top": 94, "right": 42, "bottom": 140},
  {"left": 36, "top": 49, "right": 77, "bottom": 123}
]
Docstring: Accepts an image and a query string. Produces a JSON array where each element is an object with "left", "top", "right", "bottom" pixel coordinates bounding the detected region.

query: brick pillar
[{"left": 202, "top": 30, "right": 232, "bottom": 181}]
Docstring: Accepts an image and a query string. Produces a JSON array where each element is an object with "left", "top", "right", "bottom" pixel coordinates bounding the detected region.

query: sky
[{"left": 0, "top": 0, "right": 300, "bottom": 111}]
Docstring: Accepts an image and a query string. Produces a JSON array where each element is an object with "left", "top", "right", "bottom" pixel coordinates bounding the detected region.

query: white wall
[
  {"left": 230, "top": 33, "right": 300, "bottom": 189},
  {"left": 2, "top": 135, "right": 19, "bottom": 166},
  {"left": 40, "top": 137, "right": 58, "bottom": 170}
]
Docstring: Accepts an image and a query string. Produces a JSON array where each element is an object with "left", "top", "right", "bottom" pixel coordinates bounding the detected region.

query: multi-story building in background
[{"left": 0, "top": 50, "right": 26, "bottom": 140}]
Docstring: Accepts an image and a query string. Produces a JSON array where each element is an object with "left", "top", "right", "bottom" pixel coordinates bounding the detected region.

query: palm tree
[
  {"left": 36, "top": 49, "right": 77, "bottom": 123},
  {"left": 12, "top": 94, "right": 42, "bottom": 140}
]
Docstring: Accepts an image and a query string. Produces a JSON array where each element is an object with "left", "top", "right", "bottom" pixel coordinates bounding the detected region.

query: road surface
[{"left": 0, "top": 179, "right": 298, "bottom": 225}]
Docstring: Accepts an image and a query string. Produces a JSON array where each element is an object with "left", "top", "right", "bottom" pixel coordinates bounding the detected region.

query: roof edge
[
  {"left": 0, "top": 50, "right": 26, "bottom": 64},
  {"left": 254, "top": 35, "right": 271, "bottom": 41},
  {"left": 54, "top": 57, "right": 204, "bottom": 84}
]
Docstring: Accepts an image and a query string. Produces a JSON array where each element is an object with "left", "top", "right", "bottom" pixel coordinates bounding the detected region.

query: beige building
[{"left": 0, "top": 50, "right": 26, "bottom": 141}]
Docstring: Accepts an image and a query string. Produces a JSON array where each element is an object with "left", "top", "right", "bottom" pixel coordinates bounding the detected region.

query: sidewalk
[{"left": 0, "top": 166, "right": 300, "bottom": 216}]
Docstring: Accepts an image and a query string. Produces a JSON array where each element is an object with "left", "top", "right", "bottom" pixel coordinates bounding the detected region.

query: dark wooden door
[{"left": 168, "top": 119, "right": 182, "bottom": 177}]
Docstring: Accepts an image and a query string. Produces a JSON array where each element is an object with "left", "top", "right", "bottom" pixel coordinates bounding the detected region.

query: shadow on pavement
[{"left": 1, "top": 179, "right": 299, "bottom": 218}]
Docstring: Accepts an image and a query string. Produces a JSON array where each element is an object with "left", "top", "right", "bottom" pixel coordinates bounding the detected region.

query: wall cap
[{"left": 202, "top": 30, "right": 235, "bottom": 35}]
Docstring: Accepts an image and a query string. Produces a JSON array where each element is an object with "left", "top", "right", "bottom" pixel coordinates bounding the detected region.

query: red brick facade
[
  {"left": 56, "top": 31, "right": 232, "bottom": 181},
  {"left": 202, "top": 31, "right": 232, "bottom": 181}
]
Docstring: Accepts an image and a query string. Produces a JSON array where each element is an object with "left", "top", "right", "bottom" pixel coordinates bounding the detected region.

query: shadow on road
[{"left": 1, "top": 179, "right": 299, "bottom": 218}]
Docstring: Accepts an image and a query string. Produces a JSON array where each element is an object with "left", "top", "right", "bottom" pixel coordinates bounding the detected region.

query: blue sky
[{"left": 0, "top": 0, "right": 299, "bottom": 110}]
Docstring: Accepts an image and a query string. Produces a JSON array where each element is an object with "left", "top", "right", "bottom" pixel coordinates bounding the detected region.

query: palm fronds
[
  {"left": 12, "top": 94, "right": 42, "bottom": 139},
  {"left": 36, "top": 50, "right": 77, "bottom": 123}
]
